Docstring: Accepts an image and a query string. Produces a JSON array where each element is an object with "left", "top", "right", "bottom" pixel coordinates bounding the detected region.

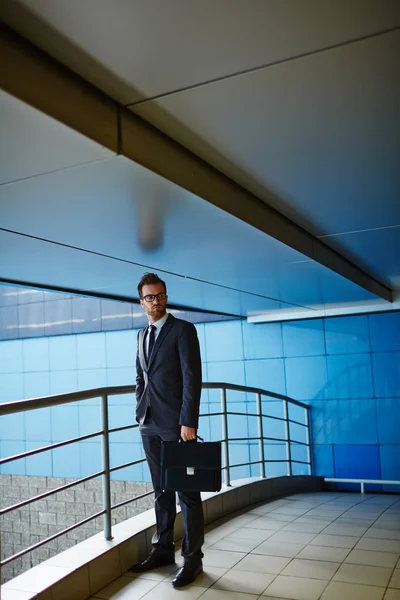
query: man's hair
[{"left": 137, "top": 272, "right": 167, "bottom": 298}]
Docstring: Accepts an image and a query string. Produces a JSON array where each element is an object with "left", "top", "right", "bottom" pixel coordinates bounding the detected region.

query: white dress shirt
[{"left": 145, "top": 312, "right": 169, "bottom": 358}]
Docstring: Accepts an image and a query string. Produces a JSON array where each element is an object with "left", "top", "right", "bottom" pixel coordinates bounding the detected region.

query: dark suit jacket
[{"left": 136, "top": 314, "right": 202, "bottom": 429}]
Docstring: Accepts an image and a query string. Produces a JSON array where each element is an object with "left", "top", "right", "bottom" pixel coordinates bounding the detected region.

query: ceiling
[{"left": 0, "top": 0, "right": 399, "bottom": 320}]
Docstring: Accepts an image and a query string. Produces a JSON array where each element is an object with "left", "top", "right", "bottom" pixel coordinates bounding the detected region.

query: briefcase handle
[{"left": 179, "top": 435, "right": 204, "bottom": 443}]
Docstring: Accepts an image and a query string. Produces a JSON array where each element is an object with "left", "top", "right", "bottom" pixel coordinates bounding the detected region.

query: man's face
[{"left": 140, "top": 283, "right": 168, "bottom": 321}]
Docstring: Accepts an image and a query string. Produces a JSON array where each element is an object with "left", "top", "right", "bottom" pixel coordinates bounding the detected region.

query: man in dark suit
[{"left": 130, "top": 272, "right": 204, "bottom": 588}]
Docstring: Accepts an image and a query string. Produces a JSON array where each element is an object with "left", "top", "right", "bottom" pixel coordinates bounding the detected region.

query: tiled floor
[{"left": 89, "top": 491, "right": 400, "bottom": 600}]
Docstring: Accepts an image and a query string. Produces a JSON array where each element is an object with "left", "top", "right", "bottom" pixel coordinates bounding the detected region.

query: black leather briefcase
[{"left": 161, "top": 436, "right": 222, "bottom": 492}]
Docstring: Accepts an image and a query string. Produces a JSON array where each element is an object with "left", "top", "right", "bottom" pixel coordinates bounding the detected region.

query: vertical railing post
[
  {"left": 256, "top": 393, "right": 266, "bottom": 478},
  {"left": 361, "top": 481, "right": 365, "bottom": 494},
  {"left": 305, "top": 406, "right": 312, "bottom": 475},
  {"left": 220, "top": 387, "right": 231, "bottom": 487},
  {"left": 100, "top": 394, "right": 113, "bottom": 540},
  {"left": 283, "top": 400, "right": 292, "bottom": 476}
]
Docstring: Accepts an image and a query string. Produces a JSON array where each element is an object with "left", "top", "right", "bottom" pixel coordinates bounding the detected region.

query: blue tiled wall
[{"left": 1, "top": 312, "right": 399, "bottom": 488}]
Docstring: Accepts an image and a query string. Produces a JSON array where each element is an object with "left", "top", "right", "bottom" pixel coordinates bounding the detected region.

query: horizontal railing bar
[
  {"left": 111, "top": 490, "right": 154, "bottom": 511},
  {"left": 109, "top": 457, "right": 147, "bottom": 473},
  {"left": 0, "top": 431, "right": 102, "bottom": 465},
  {"left": 0, "top": 383, "right": 308, "bottom": 416},
  {"left": 109, "top": 423, "right": 139, "bottom": 434},
  {"left": 0, "top": 508, "right": 106, "bottom": 566},
  {"left": 203, "top": 382, "right": 309, "bottom": 407},
  {"left": 201, "top": 411, "right": 307, "bottom": 426},
  {"left": 325, "top": 478, "right": 400, "bottom": 485},
  {"left": 229, "top": 460, "right": 261, "bottom": 468},
  {"left": 0, "top": 470, "right": 104, "bottom": 515}
]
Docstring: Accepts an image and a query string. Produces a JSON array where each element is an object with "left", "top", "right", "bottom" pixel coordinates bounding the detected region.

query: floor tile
[
  {"left": 226, "top": 527, "right": 276, "bottom": 540},
  {"left": 267, "top": 531, "right": 317, "bottom": 545},
  {"left": 345, "top": 549, "right": 399, "bottom": 568},
  {"left": 212, "top": 569, "right": 276, "bottom": 594},
  {"left": 390, "top": 569, "right": 400, "bottom": 588},
  {"left": 333, "top": 563, "right": 392, "bottom": 587},
  {"left": 92, "top": 576, "right": 159, "bottom": 599},
  {"left": 137, "top": 581, "right": 205, "bottom": 599},
  {"left": 252, "top": 540, "right": 304, "bottom": 558},
  {"left": 320, "top": 581, "right": 385, "bottom": 600},
  {"left": 384, "top": 590, "right": 400, "bottom": 600},
  {"left": 356, "top": 538, "right": 400, "bottom": 553},
  {"left": 202, "top": 549, "right": 246, "bottom": 569},
  {"left": 126, "top": 563, "right": 180, "bottom": 582},
  {"left": 322, "top": 524, "right": 368, "bottom": 537},
  {"left": 310, "top": 534, "right": 358, "bottom": 549},
  {"left": 263, "top": 574, "right": 328, "bottom": 600},
  {"left": 365, "top": 529, "right": 400, "bottom": 540},
  {"left": 281, "top": 558, "right": 340, "bottom": 580},
  {"left": 200, "top": 589, "right": 261, "bottom": 599},
  {"left": 246, "top": 518, "right": 290, "bottom": 530},
  {"left": 271, "top": 507, "right": 310, "bottom": 516},
  {"left": 296, "top": 545, "right": 350, "bottom": 563},
  {"left": 162, "top": 566, "right": 228, "bottom": 588},
  {"left": 264, "top": 513, "right": 297, "bottom": 522},
  {"left": 232, "top": 553, "right": 291, "bottom": 574},
  {"left": 282, "top": 522, "right": 326, "bottom": 534},
  {"left": 208, "top": 537, "right": 262, "bottom": 553}
]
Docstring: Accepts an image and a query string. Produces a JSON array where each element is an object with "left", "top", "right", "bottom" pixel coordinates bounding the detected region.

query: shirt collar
[{"left": 148, "top": 312, "right": 169, "bottom": 330}]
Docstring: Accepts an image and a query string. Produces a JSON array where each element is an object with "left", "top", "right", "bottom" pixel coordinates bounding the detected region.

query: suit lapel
[
  {"left": 139, "top": 328, "right": 148, "bottom": 372},
  {"left": 147, "top": 314, "right": 174, "bottom": 370}
]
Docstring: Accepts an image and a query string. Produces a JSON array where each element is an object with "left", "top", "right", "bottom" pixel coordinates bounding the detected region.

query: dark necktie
[{"left": 147, "top": 325, "right": 155, "bottom": 363}]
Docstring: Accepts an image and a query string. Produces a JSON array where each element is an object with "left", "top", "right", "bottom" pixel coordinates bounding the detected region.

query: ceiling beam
[{"left": 0, "top": 21, "right": 393, "bottom": 303}]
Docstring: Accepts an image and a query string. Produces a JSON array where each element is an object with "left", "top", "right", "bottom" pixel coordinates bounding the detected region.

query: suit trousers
[{"left": 140, "top": 411, "right": 204, "bottom": 564}]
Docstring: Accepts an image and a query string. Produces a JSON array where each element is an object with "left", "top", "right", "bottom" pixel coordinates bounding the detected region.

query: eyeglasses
[{"left": 141, "top": 292, "right": 167, "bottom": 303}]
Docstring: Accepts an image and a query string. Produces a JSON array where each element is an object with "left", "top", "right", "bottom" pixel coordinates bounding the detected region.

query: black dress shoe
[
  {"left": 172, "top": 561, "right": 203, "bottom": 588},
  {"left": 130, "top": 552, "right": 175, "bottom": 573}
]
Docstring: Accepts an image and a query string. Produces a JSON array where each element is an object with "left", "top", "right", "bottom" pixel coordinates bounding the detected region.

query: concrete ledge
[{"left": 1, "top": 475, "right": 323, "bottom": 600}]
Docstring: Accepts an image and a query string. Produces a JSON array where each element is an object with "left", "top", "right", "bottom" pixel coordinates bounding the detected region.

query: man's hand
[{"left": 180, "top": 426, "right": 196, "bottom": 442}]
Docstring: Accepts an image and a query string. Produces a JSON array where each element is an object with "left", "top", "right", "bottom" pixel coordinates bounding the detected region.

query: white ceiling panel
[
  {"left": 1, "top": 0, "right": 399, "bottom": 103},
  {"left": 133, "top": 30, "right": 400, "bottom": 241},
  {"left": 0, "top": 90, "right": 114, "bottom": 185}
]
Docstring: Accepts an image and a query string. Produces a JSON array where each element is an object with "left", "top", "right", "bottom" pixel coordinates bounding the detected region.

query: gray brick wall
[{"left": 0, "top": 474, "right": 153, "bottom": 584}]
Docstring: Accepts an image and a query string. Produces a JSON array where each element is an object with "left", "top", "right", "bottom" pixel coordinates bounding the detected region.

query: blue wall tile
[
  {"left": 207, "top": 360, "right": 245, "bottom": 404},
  {"left": 105, "top": 330, "right": 136, "bottom": 368},
  {"left": 376, "top": 398, "right": 400, "bottom": 444},
  {"left": 311, "top": 399, "right": 377, "bottom": 445},
  {"left": 78, "top": 369, "right": 107, "bottom": 392},
  {"left": 18, "top": 302, "right": 45, "bottom": 338},
  {"left": 312, "top": 445, "right": 335, "bottom": 477},
  {"left": 25, "top": 408, "right": 52, "bottom": 441},
  {"left": 325, "top": 316, "right": 370, "bottom": 355},
  {"left": 22, "top": 338, "right": 50, "bottom": 372},
  {"left": 282, "top": 320, "right": 325, "bottom": 357},
  {"left": 243, "top": 322, "right": 282, "bottom": 359},
  {"left": 285, "top": 356, "right": 327, "bottom": 401},
  {"left": 79, "top": 441, "right": 101, "bottom": 477},
  {"left": 0, "top": 340, "right": 23, "bottom": 373},
  {"left": 76, "top": 333, "right": 106, "bottom": 369},
  {"left": 326, "top": 354, "right": 373, "bottom": 399},
  {"left": 24, "top": 372, "right": 50, "bottom": 399},
  {"left": 204, "top": 320, "right": 244, "bottom": 362},
  {"left": 101, "top": 299, "right": 133, "bottom": 332},
  {"left": 49, "top": 335, "right": 77, "bottom": 371},
  {"left": 51, "top": 405, "right": 80, "bottom": 442},
  {"left": 26, "top": 441, "right": 52, "bottom": 476},
  {"left": 0, "top": 373, "right": 24, "bottom": 402},
  {"left": 380, "top": 446, "right": 400, "bottom": 491},
  {"left": 79, "top": 406, "right": 101, "bottom": 437},
  {"left": 245, "top": 359, "right": 286, "bottom": 396},
  {"left": 0, "top": 441, "right": 26, "bottom": 475},
  {"left": 369, "top": 312, "right": 400, "bottom": 352},
  {"left": 72, "top": 297, "right": 101, "bottom": 333},
  {"left": 372, "top": 352, "right": 400, "bottom": 398},
  {"left": 1, "top": 413, "right": 25, "bottom": 440},
  {"left": 0, "top": 305, "right": 19, "bottom": 340},
  {"left": 44, "top": 299, "right": 73, "bottom": 336},
  {"left": 334, "top": 445, "right": 381, "bottom": 480},
  {"left": 52, "top": 444, "right": 80, "bottom": 478},
  {"left": 49, "top": 371, "right": 78, "bottom": 395}
]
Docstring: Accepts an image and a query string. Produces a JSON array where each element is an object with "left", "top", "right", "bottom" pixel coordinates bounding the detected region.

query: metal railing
[{"left": 0, "top": 383, "right": 311, "bottom": 568}]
